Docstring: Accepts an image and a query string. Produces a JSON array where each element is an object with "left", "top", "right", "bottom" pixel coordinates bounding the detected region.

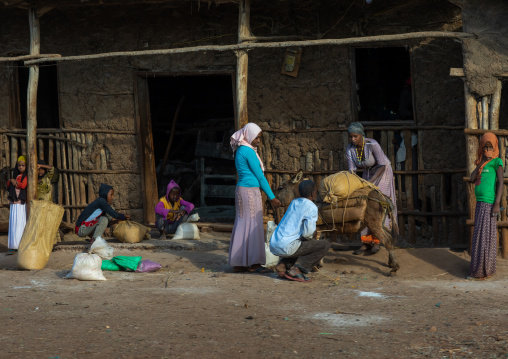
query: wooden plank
[
  {"left": 396, "top": 174, "right": 405, "bottom": 237},
  {"left": 430, "top": 186, "right": 439, "bottom": 245},
  {"left": 26, "top": 7, "right": 40, "bottom": 207},
  {"left": 440, "top": 174, "right": 448, "bottom": 244},
  {"left": 10, "top": 137, "right": 18, "bottom": 169},
  {"left": 20, "top": 138, "right": 26, "bottom": 157},
  {"left": 500, "top": 137, "right": 508, "bottom": 258},
  {"left": 451, "top": 176, "right": 460, "bottom": 244},
  {"left": 4, "top": 135, "right": 10, "bottom": 169},
  {"left": 489, "top": 79, "right": 502, "bottom": 130},
  {"left": 56, "top": 135, "right": 62, "bottom": 206},
  {"left": 387, "top": 131, "right": 395, "bottom": 171},
  {"left": 77, "top": 133, "right": 87, "bottom": 205},
  {"left": 403, "top": 130, "right": 416, "bottom": 243},
  {"left": 235, "top": 50, "right": 249, "bottom": 129},
  {"left": 86, "top": 133, "right": 94, "bottom": 204},
  {"left": 417, "top": 129, "right": 428, "bottom": 235},
  {"left": 134, "top": 76, "right": 157, "bottom": 225},
  {"left": 38, "top": 138, "right": 44, "bottom": 160},
  {"left": 481, "top": 96, "right": 489, "bottom": 130},
  {"left": 59, "top": 134, "right": 71, "bottom": 222},
  {"left": 48, "top": 138, "right": 54, "bottom": 166},
  {"left": 66, "top": 133, "right": 76, "bottom": 222}
]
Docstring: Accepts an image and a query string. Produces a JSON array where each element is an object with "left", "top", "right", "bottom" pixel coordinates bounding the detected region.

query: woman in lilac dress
[
  {"left": 346, "top": 122, "right": 398, "bottom": 255},
  {"left": 229, "top": 123, "right": 282, "bottom": 273}
]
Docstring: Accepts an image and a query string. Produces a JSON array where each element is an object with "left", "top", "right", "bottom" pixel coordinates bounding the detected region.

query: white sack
[
  {"left": 66, "top": 253, "right": 106, "bottom": 281},
  {"left": 173, "top": 223, "right": 200, "bottom": 240},
  {"left": 89, "top": 236, "right": 114, "bottom": 260}
]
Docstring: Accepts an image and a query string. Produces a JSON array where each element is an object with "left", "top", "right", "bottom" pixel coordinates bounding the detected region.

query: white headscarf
[{"left": 230, "top": 123, "right": 265, "bottom": 172}]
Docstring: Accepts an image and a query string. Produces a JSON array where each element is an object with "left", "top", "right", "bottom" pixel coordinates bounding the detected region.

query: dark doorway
[
  {"left": 499, "top": 79, "right": 508, "bottom": 131},
  {"left": 147, "top": 74, "right": 236, "bottom": 208},
  {"left": 18, "top": 61, "right": 60, "bottom": 129},
  {"left": 355, "top": 47, "right": 412, "bottom": 122}
]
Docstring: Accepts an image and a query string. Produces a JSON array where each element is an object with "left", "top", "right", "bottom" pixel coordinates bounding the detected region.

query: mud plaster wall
[
  {"left": 0, "top": 4, "right": 239, "bottom": 222},
  {"left": 0, "top": 1, "right": 466, "bottom": 224},
  {"left": 462, "top": 0, "right": 508, "bottom": 96}
]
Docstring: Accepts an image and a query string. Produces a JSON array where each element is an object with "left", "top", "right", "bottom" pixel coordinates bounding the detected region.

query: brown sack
[
  {"left": 319, "top": 171, "right": 375, "bottom": 203},
  {"left": 319, "top": 200, "right": 368, "bottom": 225},
  {"left": 113, "top": 220, "right": 151, "bottom": 243},
  {"left": 17, "top": 200, "right": 64, "bottom": 270}
]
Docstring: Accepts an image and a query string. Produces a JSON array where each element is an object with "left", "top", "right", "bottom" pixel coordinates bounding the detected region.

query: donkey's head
[{"left": 275, "top": 169, "right": 304, "bottom": 206}]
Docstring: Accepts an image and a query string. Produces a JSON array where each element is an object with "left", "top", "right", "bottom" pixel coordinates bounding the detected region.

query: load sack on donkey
[
  {"left": 318, "top": 171, "right": 375, "bottom": 204},
  {"left": 318, "top": 187, "right": 371, "bottom": 226}
]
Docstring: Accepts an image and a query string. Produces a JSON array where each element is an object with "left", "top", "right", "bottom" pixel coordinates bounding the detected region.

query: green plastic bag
[
  {"left": 101, "top": 260, "right": 122, "bottom": 271},
  {"left": 112, "top": 256, "right": 143, "bottom": 271}
]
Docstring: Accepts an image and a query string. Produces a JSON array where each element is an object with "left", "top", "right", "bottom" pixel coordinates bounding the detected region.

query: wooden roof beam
[{"left": 24, "top": 31, "right": 476, "bottom": 66}]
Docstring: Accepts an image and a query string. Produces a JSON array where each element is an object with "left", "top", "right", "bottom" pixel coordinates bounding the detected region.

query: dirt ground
[{"left": 1, "top": 232, "right": 508, "bottom": 359}]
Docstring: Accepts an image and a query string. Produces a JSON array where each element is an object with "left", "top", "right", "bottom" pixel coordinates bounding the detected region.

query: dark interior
[{"left": 147, "top": 74, "right": 236, "bottom": 206}]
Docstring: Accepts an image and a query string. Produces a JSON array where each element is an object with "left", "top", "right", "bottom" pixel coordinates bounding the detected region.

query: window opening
[
  {"left": 355, "top": 47, "right": 412, "bottom": 122},
  {"left": 17, "top": 61, "right": 60, "bottom": 129}
]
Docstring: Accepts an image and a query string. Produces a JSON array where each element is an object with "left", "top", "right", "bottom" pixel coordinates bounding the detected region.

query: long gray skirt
[
  {"left": 470, "top": 201, "right": 497, "bottom": 278},
  {"left": 229, "top": 186, "right": 265, "bottom": 267}
]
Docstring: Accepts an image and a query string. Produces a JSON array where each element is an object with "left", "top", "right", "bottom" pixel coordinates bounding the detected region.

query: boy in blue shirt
[{"left": 270, "top": 180, "right": 330, "bottom": 282}]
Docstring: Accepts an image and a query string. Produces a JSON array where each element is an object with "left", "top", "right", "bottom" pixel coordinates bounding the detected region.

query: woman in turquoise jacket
[{"left": 229, "top": 123, "right": 281, "bottom": 273}]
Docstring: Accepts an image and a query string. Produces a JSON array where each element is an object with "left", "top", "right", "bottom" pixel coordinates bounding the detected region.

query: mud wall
[
  {"left": 0, "top": 0, "right": 466, "bottom": 227},
  {"left": 461, "top": 0, "right": 508, "bottom": 96}
]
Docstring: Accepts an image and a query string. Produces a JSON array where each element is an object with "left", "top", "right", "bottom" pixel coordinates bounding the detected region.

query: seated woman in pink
[{"left": 155, "top": 180, "right": 195, "bottom": 239}]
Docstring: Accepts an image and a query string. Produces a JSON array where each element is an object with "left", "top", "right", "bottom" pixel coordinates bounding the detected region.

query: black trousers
[{"left": 278, "top": 239, "right": 330, "bottom": 272}]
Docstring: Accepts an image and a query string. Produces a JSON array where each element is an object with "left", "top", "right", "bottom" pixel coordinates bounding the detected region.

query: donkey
[{"left": 275, "top": 170, "right": 400, "bottom": 274}]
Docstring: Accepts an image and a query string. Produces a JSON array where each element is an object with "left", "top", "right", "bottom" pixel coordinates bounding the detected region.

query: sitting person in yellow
[
  {"left": 154, "top": 180, "right": 195, "bottom": 239},
  {"left": 37, "top": 160, "right": 59, "bottom": 202}
]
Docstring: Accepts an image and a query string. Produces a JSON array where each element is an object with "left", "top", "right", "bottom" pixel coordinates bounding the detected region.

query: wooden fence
[
  {"left": 260, "top": 125, "right": 469, "bottom": 246},
  {"left": 0, "top": 128, "right": 138, "bottom": 224}
]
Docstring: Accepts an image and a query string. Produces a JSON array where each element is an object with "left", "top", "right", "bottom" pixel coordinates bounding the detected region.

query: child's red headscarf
[{"left": 474, "top": 132, "right": 499, "bottom": 179}]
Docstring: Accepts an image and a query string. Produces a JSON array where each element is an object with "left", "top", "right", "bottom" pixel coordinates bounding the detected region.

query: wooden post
[
  {"left": 26, "top": 7, "right": 40, "bottom": 207},
  {"left": 464, "top": 84, "right": 478, "bottom": 249},
  {"left": 499, "top": 138, "right": 508, "bottom": 258},
  {"left": 235, "top": 0, "right": 251, "bottom": 130},
  {"left": 403, "top": 130, "right": 416, "bottom": 243},
  {"left": 489, "top": 79, "right": 502, "bottom": 130},
  {"left": 481, "top": 96, "right": 489, "bottom": 130}
]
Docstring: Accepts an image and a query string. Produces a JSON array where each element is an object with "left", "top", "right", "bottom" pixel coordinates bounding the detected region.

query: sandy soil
[{"left": 1, "top": 232, "right": 508, "bottom": 359}]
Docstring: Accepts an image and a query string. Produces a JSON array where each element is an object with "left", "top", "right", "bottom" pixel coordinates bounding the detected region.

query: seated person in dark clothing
[
  {"left": 75, "top": 183, "right": 130, "bottom": 242},
  {"left": 270, "top": 180, "right": 330, "bottom": 282}
]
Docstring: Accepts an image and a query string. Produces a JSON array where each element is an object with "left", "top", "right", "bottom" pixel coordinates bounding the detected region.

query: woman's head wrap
[
  {"left": 17, "top": 155, "right": 26, "bottom": 163},
  {"left": 474, "top": 132, "right": 499, "bottom": 183},
  {"left": 347, "top": 122, "right": 365, "bottom": 136},
  {"left": 230, "top": 122, "right": 265, "bottom": 171}
]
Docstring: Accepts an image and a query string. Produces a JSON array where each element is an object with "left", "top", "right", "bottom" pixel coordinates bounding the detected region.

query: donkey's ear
[{"left": 291, "top": 169, "right": 304, "bottom": 184}]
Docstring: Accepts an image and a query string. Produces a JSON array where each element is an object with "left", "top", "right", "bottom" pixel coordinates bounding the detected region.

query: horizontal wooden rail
[
  {"left": 265, "top": 169, "right": 466, "bottom": 175},
  {"left": 58, "top": 169, "right": 140, "bottom": 174},
  {"left": 398, "top": 210, "right": 466, "bottom": 217},
  {"left": 0, "top": 128, "right": 136, "bottom": 135},
  {"left": 264, "top": 125, "right": 464, "bottom": 133},
  {"left": 24, "top": 31, "right": 475, "bottom": 66},
  {"left": 463, "top": 177, "right": 508, "bottom": 183},
  {"left": 6, "top": 133, "right": 87, "bottom": 147},
  {"left": 464, "top": 128, "right": 508, "bottom": 136},
  {"left": 467, "top": 219, "right": 508, "bottom": 227}
]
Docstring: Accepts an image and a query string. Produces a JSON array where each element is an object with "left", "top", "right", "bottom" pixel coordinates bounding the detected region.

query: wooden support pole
[
  {"left": 464, "top": 84, "right": 478, "bottom": 250},
  {"left": 26, "top": 7, "right": 40, "bottom": 207},
  {"left": 489, "top": 79, "right": 502, "bottom": 130},
  {"left": 481, "top": 96, "right": 489, "bottom": 130},
  {"left": 235, "top": 0, "right": 251, "bottom": 130},
  {"left": 235, "top": 51, "right": 248, "bottom": 129},
  {"left": 403, "top": 130, "right": 416, "bottom": 243}
]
